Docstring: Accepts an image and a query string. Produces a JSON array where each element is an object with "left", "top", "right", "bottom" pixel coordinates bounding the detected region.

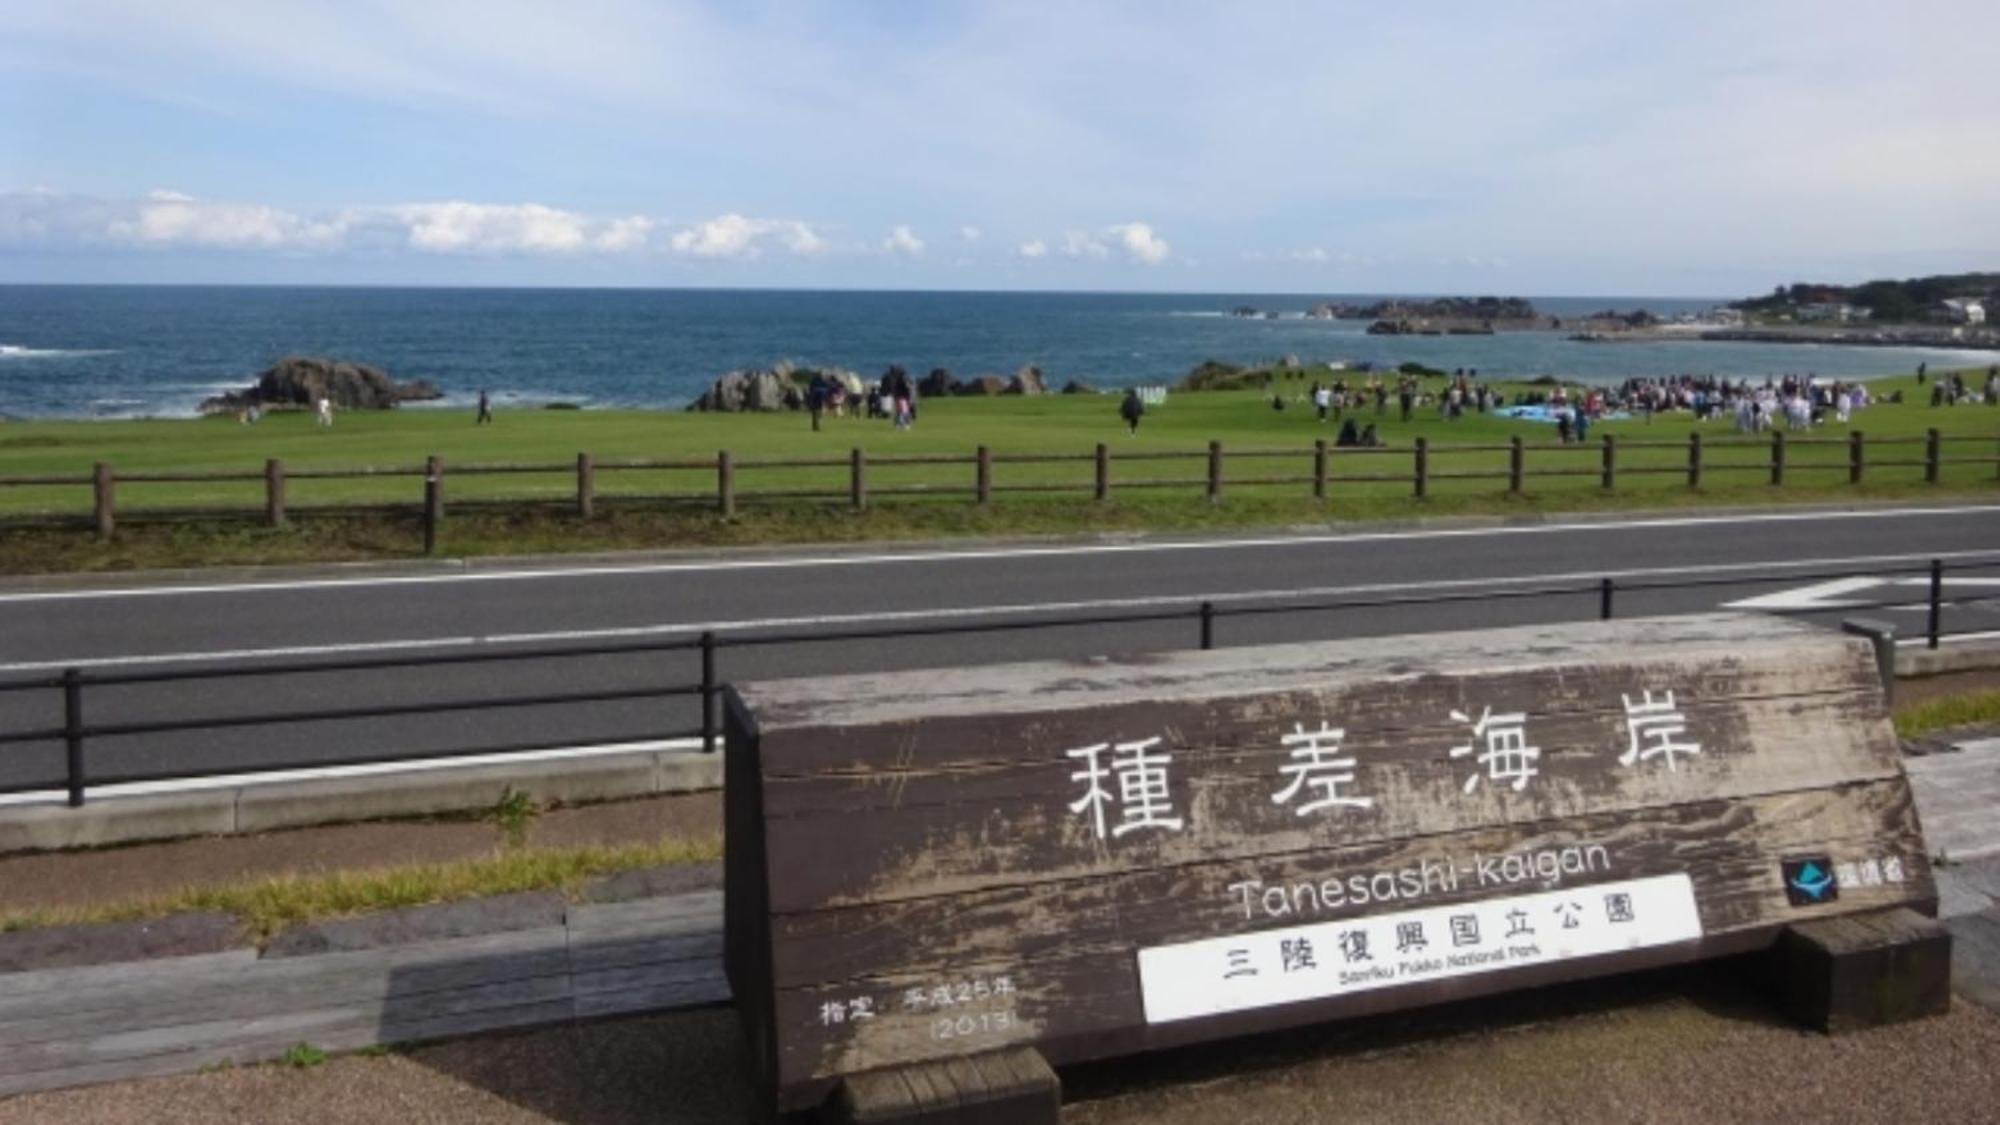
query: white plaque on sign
[{"left": 1138, "top": 874, "right": 1702, "bottom": 1024}]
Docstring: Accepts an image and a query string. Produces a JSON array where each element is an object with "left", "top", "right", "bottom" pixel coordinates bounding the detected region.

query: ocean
[{"left": 1, "top": 286, "right": 1993, "bottom": 419}]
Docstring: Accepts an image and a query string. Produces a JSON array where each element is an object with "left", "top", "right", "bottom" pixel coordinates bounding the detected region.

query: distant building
[
  {"left": 1798, "top": 302, "right": 1868, "bottom": 323},
  {"left": 1941, "top": 298, "right": 1987, "bottom": 325}
]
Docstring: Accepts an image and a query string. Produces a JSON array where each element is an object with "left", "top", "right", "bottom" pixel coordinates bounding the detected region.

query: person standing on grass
[
  {"left": 1120, "top": 387, "right": 1145, "bottom": 435},
  {"left": 476, "top": 389, "right": 494, "bottom": 425},
  {"left": 316, "top": 396, "right": 333, "bottom": 428}
]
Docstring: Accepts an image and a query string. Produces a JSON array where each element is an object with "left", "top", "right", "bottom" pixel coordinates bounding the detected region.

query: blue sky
[{"left": 1, "top": 0, "right": 1995, "bottom": 295}]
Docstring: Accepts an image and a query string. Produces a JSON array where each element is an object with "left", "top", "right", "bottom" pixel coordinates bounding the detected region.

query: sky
[{"left": 1, "top": 0, "right": 1996, "bottom": 296}]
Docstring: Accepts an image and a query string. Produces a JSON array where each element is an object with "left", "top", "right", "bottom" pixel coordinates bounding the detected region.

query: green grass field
[{"left": 1, "top": 365, "right": 1996, "bottom": 572}]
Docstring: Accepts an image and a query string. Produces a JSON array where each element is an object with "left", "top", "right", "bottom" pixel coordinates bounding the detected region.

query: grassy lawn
[
  {"left": 2, "top": 365, "right": 1996, "bottom": 571},
  {"left": 0, "top": 834, "right": 721, "bottom": 941}
]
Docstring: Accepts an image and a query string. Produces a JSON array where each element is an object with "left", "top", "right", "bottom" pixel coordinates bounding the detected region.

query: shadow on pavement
[{"left": 403, "top": 1007, "right": 753, "bottom": 1125}]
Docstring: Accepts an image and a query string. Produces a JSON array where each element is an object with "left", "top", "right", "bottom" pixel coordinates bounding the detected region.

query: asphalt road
[{"left": 1, "top": 504, "right": 1997, "bottom": 793}]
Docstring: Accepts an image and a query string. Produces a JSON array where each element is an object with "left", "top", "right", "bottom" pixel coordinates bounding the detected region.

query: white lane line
[
  {"left": 4, "top": 548, "right": 1993, "bottom": 673},
  {"left": 0, "top": 504, "right": 1996, "bottom": 605},
  {"left": 0, "top": 738, "right": 706, "bottom": 808}
]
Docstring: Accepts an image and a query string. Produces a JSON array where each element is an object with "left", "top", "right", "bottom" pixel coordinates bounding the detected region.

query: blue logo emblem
[{"left": 1782, "top": 856, "right": 1840, "bottom": 906}]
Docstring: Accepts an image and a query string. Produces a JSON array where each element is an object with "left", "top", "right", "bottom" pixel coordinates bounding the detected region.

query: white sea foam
[
  {"left": 1166, "top": 311, "right": 1227, "bottom": 318},
  {"left": 0, "top": 344, "right": 121, "bottom": 359}
]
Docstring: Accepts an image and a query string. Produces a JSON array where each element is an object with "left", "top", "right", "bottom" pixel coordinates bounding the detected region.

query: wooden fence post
[
  {"left": 1207, "top": 441, "right": 1223, "bottom": 504},
  {"left": 92, "top": 462, "right": 114, "bottom": 540},
  {"left": 718, "top": 450, "right": 736, "bottom": 518},
  {"left": 1413, "top": 437, "right": 1429, "bottom": 499},
  {"left": 576, "top": 452, "right": 595, "bottom": 518},
  {"left": 1095, "top": 443, "right": 1110, "bottom": 502},
  {"left": 1601, "top": 434, "right": 1616, "bottom": 490},
  {"left": 851, "top": 448, "right": 867, "bottom": 511},
  {"left": 1770, "top": 430, "right": 1786, "bottom": 487},
  {"left": 976, "top": 445, "right": 992, "bottom": 505},
  {"left": 1509, "top": 435, "right": 1525, "bottom": 494},
  {"left": 423, "top": 455, "right": 444, "bottom": 556},
  {"left": 1313, "top": 439, "right": 1328, "bottom": 500},
  {"left": 264, "top": 458, "right": 286, "bottom": 528},
  {"left": 1688, "top": 431, "right": 1703, "bottom": 489},
  {"left": 1925, "top": 428, "right": 1941, "bottom": 484},
  {"left": 1849, "top": 431, "right": 1864, "bottom": 486}
]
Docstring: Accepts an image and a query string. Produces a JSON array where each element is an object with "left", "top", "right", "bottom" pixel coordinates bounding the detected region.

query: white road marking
[
  {"left": 3, "top": 549, "right": 1995, "bottom": 673},
  {"left": 0, "top": 504, "right": 1995, "bottom": 605},
  {"left": 0, "top": 738, "right": 706, "bottom": 808},
  {"left": 1728, "top": 576, "right": 2000, "bottom": 611}
]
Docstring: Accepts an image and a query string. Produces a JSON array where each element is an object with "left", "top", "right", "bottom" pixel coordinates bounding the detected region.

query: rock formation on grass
[{"left": 200, "top": 356, "right": 441, "bottom": 413}]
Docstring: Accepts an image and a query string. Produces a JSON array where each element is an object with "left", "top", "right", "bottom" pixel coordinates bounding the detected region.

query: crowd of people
[{"left": 806, "top": 367, "right": 916, "bottom": 431}]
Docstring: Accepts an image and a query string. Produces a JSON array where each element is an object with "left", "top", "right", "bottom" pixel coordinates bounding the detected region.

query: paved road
[{"left": 1, "top": 504, "right": 1996, "bottom": 792}]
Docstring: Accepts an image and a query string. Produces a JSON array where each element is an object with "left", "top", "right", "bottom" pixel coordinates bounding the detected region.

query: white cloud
[
  {"left": 594, "top": 215, "right": 656, "bottom": 253},
  {"left": 883, "top": 224, "right": 924, "bottom": 256},
  {"left": 1061, "top": 230, "right": 1108, "bottom": 260},
  {"left": 393, "top": 202, "right": 598, "bottom": 254},
  {"left": 958, "top": 225, "right": 982, "bottom": 242},
  {"left": 1106, "top": 221, "right": 1169, "bottom": 265},
  {"left": 1016, "top": 238, "right": 1048, "bottom": 259},
  {"left": 669, "top": 212, "right": 825, "bottom": 259},
  {"left": 1292, "top": 247, "right": 1329, "bottom": 263},
  {"left": 108, "top": 193, "right": 348, "bottom": 250}
]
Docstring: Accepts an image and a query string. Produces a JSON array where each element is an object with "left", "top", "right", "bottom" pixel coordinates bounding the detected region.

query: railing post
[
  {"left": 63, "top": 668, "right": 85, "bottom": 808},
  {"left": 850, "top": 448, "right": 867, "bottom": 512},
  {"left": 1849, "top": 430, "right": 1864, "bottom": 485},
  {"left": 1095, "top": 442, "right": 1110, "bottom": 503},
  {"left": 92, "top": 461, "right": 114, "bottom": 540},
  {"left": 1925, "top": 427, "right": 1941, "bottom": 484},
  {"left": 976, "top": 445, "right": 992, "bottom": 506},
  {"left": 1842, "top": 618, "right": 1898, "bottom": 709},
  {"left": 423, "top": 455, "right": 443, "bottom": 556},
  {"left": 1509, "top": 435, "right": 1525, "bottom": 494},
  {"left": 1770, "top": 430, "right": 1786, "bottom": 487},
  {"left": 1599, "top": 576, "right": 1615, "bottom": 621},
  {"left": 576, "top": 452, "right": 595, "bottom": 519},
  {"left": 1687, "top": 431, "right": 1703, "bottom": 489},
  {"left": 1928, "top": 557, "right": 1943, "bottom": 650},
  {"left": 264, "top": 458, "right": 286, "bottom": 528},
  {"left": 1313, "top": 439, "right": 1329, "bottom": 501},
  {"left": 1199, "top": 601, "right": 1215, "bottom": 650},
  {"left": 1601, "top": 434, "right": 1616, "bottom": 490},
  {"left": 1207, "top": 441, "right": 1223, "bottom": 504},
  {"left": 700, "top": 631, "right": 718, "bottom": 753},
  {"left": 1413, "top": 437, "right": 1429, "bottom": 499},
  {"left": 717, "top": 450, "right": 736, "bottom": 518}
]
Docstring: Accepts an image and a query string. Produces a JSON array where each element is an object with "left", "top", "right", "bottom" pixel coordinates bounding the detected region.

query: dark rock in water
[
  {"left": 1007, "top": 364, "right": 1048, "bottom": 395},
  {"left": 1060, "top": 379, "right": 1099, "bottom": 394},
  {"left": 200, "top": 356, "right": 441, "bottom": 413},
  {"left": 956, "top": 375, "right": 1011, "bottom": 396},
  {"left": 918, "top": 368, "right": 960, "bottom": 398},
  {"left": 688, "top": 368, "right": 804, "bottom": 412}
]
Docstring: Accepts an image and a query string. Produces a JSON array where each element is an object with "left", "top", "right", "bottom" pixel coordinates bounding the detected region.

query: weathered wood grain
[{"left": 724, "top": 614, "right": 1935, "bottom": 1114}]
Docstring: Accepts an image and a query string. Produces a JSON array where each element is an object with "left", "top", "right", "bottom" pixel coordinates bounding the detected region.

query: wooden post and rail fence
[{"left": 3, "top": 428, "right": 1996, "bottom": 555}]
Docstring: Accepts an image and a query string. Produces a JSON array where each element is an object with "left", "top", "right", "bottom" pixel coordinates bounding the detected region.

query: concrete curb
[
  {"left": 1898, "top": 639, "right": 2000, "bottom": 677},
  {"left": 0, "top": 745, "right": 720, "bottom": 854}
]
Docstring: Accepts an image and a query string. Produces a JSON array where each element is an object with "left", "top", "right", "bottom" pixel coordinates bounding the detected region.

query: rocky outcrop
[
  {"left": 956, "top": 375, "right": 1011, "bottom": 396},
  {"left": 1007, "top": 365, "right": 1048, "bottom": 395},
  {"left": 688, "top": 368, "right": 805, "bottom": 412},
  {"left": 200, "top": 357, "right": 441, "bottom": 413},
  {"left": 918, "top": 368, "right": 960, "bottom": 398},
  {"left": 1060, "top": 379, "right": 1099, "bottom": 394}
]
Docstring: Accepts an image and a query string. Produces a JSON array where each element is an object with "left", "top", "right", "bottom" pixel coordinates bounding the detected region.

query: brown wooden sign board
[{"left": 723, "top": 614, "right": 1936, "bottom": 1118}]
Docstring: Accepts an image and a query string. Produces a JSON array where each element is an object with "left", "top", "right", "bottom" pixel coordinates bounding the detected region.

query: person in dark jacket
[{"left": 1120, "top": 388, "right": 1145, "bottom": 435}]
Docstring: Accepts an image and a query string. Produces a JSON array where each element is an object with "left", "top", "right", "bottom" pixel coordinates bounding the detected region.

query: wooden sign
[{"left": 723, "top": 613, "right": 1938, "bottom": 1119}]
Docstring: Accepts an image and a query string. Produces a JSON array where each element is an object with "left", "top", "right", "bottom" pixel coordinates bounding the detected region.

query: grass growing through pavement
[
  {"left": 1895, "top": 689, "right": 2000, "bottom": 739},
  {"left": 0, "top": 833, "right": 720, "bottom": 941},
  {"left": 1, "top": 365, "right": 1996, "bottom": 571}
]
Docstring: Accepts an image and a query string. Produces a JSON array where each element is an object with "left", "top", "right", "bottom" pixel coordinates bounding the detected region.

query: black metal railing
[{"left": 2, "top": 554, "right": 1997, "bottom": 806}]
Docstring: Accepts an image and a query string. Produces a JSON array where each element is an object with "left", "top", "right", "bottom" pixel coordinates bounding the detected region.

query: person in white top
[{"left": 316, "top": 397, "right": 334, "bottom": 428}]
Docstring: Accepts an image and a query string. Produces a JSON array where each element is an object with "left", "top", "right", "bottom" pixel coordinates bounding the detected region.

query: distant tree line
[{"left": 1732, "top": 272, "right": 1999, "bottom": 322}]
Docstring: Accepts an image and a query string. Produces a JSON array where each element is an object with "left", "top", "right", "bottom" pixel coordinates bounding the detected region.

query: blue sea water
[{"left": 0, "top": 286, "right": 1993, "bottom": 419}]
